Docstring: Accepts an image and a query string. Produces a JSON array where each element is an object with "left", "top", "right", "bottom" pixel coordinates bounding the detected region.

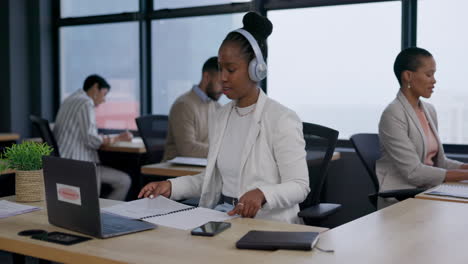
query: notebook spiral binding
[{"left": 140, "top": 206, "right": 196, "bottom": 220}]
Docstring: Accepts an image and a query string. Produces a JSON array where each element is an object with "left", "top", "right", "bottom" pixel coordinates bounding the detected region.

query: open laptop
[{"left": 42, "top": 156, "right": 156, "bottom": 238}]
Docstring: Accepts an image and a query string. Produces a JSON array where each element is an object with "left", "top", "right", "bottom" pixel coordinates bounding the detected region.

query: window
[
  {"left": 267, "top": 2, "right": 401, "bottom": 139},
  {"left": 418, "top": 0, "right": 468, "bottom": 144},
  {"left": 60, "top": 0, "right": 138, "bottom": 18},
  {"left": 60, "top": 22, "right": 140, "bottom": 129},
  {"left": 154, "top": 0, "right": 250, "bottom": 10},
  {"left": 151, "top": 14, "right": 242, "bottom": 114}
]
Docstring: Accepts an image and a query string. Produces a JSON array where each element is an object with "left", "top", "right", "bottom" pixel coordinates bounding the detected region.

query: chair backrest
[
  {"left": 301, "top": 122, "right": 339, "bottom": 208},
  {"left": 350, "top": 133, "right": 381, "bottom": 193},
  {"left": 30, "top": 115, "right": 60, "bottom": 157},
  {"left": 136, "top": 115, "right": 168, "bottom": 163}
]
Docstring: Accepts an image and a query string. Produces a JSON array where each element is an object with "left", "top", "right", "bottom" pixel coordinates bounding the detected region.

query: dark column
[{"left": 0, "top": 0, "right": 56, "bottom": 138}]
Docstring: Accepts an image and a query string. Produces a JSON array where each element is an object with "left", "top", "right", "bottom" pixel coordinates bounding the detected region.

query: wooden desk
[
  {"left": 0, "top": 168, "right": 15, "bottom": 175},
  {"left": 0, "top": 160, "right": 15, "bottom": 175},
  {"left": 415, "top": 182, "right": 468, "bottom": 204},
  {"left": 0, "top": 133, "right": 20, "bottom": 142},
  {"left": 307, "top": 151, "right": 340, "bottom": 166},
  {"left": 141, "top": 162, "right": 204, "bottom": 177},
  {"left": 0, "top": 196, "right": 326, "bottom": 264},
  {"left": 141, "top": 152, "right": 341, "bottom": 177},
  {"left": 99, "top": 138, "right": 146, "bottom": 153},
  {"left": 268, "top": 198, "right": 468, "bottom": 264}
]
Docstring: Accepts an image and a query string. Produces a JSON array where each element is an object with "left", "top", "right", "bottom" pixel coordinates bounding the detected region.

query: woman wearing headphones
[
  {"left": 139, "top": 12, "right": 310, "bottom": 224},
  {"left": 377, "top": 47, "right": 468, "bottom": 205}
]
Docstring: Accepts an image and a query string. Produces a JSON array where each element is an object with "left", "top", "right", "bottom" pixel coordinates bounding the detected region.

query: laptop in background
[{"left": 42, "top": 156, "right": 155, "bottom": 238}]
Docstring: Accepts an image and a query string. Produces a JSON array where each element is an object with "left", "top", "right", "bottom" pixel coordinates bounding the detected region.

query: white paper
[
  {"left": 102, "top": 196, "right": 193, "bottom": 219},
  {"left": 167, "top": 157, "right": 207, "bottom": 167},
  {"left": 143, "top": 207, "right": 236, "bottom": 230},
  {"left": 102, "top": 196, "right": 235, "bottom": 230},
  {"left": 427, "top": 184, "right": 468, "bottom": 199},
  {"left": 131, "top": 137, "right": 143, "bottom": 144},
  {"left": 0, "top": 200, "right": 41, "bottom": 218}
]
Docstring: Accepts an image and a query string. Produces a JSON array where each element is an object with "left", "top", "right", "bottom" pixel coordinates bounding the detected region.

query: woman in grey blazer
[
  {"left": 138, "top": 12, "right": 310, "bottom": 224},
  {"left": 377, "top": 47, "right": 468, "bottom": 197}
]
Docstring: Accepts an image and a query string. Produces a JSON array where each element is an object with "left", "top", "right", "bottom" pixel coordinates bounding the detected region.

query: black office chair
[
  {"left": 136, "top": 114, "right": 198, "bottom": 205},
  {"left": 298, "top": 122, "right": 342, "bottom": 226},
  {"left": 350, "top": 133, "right": 425, "bottom": 208},
  {"left": 136, "top": 115, "right": 168, "bottom": 165},
  {"left": 30, "top": 115, "right": 60, "bottom": 157}
]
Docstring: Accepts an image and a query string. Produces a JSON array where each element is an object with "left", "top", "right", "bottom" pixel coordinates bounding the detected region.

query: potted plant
[{"left": 0, "top": 141, "right": 53, "bottom": 202}]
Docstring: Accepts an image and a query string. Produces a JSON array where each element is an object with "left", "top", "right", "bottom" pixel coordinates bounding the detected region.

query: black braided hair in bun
[{"left": 221, "top": 12, "right": 273, "bottom": 62}]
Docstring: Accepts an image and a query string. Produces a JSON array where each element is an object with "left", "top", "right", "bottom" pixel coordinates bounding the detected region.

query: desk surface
[
  {"left": 141, "top": 152, "right": 341, "bottom": 177},
  {"left": 0, "top": 160, "right": 15, "bottom": 175},
  {"left": 270, "top": 198, "right": 468, "bottom": 264},
  {"left": 0, "top": 196, "right": 326, "bottom": 264},
  {"left": 415, "top": 182, "right": 468, "bottom": 204},
  {"left": 0, "top": 133, "right": 20, "bottom": 142},
  {"left": 141, "top": 162, "right": 204, "bottom": 177},
  {"left": 99, "top": 137, "right": 146, "bottom": 153},
  {"left": 0, "top": 168, "right": 15, "bottom": 175}
]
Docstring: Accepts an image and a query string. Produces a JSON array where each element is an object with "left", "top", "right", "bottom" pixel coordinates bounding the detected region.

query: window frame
[{"left": 54, "top": 0, "right": 418, "bottom": 146}]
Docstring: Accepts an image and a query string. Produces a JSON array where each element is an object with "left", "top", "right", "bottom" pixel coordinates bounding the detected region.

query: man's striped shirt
[{"left": 53, "top": 89, "right": 103, "bottom": 163}]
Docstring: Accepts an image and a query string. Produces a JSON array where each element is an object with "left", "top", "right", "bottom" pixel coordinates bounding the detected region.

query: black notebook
[{"left": 236, "top": 230, "right": 319, "bottom": 251}]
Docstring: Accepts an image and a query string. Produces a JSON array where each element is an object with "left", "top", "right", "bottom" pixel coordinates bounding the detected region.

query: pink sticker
[{"left": 57, "top": 183, "right": 82, "bottom": 205}]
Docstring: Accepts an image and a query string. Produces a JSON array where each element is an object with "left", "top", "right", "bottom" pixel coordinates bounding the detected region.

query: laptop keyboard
[{"left": 101, "top": 213, "right": 149, "bottom": 235}]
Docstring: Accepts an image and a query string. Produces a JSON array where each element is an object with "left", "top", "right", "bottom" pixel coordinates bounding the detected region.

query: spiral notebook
[
  {"left": 102, "top": 196, "right": 235, "bottom": 230},
  {"left": 425, "top": 183, "right": 468, "bottom": 200}
]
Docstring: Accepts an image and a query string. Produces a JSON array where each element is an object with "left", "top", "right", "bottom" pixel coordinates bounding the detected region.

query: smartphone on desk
[{"left": 191, "top": 221, "right": 231, "bottom": 237}]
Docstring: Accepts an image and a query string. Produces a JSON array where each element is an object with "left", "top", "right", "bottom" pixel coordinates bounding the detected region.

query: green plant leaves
[{"left": 0, "top": 141, "right": 53, "bottom": 171}]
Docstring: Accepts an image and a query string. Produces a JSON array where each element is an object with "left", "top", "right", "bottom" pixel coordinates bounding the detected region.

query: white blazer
[
  {"left": 376, "top": 90, "right": 462, "bottom": 192},
  {"left": 169, "top": 89, "right": 310, "bottom": 224}
]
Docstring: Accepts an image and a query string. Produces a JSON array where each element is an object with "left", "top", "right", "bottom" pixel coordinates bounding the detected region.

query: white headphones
[{"left": 233, "top": 29, "right": 267, "bottom": 82}]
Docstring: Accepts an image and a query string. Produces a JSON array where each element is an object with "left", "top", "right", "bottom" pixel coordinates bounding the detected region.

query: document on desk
[
  {"left": 0, "top": 200, "right": 40, "bottom": 218},
  {"left": 167, "top": 157, "right": 207, "bottom": 167},
  {"left": 103, "top": 196, "right": 235, "bottom": 230},
  {"left": 110, "top": 137, "right": 144, "bottom": 147},
  {"left": 426, "top": 183, "right": 468, "bottom": 199}
]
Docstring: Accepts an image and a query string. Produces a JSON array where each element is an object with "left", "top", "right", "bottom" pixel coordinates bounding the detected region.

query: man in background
[
  {"left": 54, "top": 74, "right": 132, "bottom": 200},
  {"left": 163, "top": 57, "right": 222, "bottom": 161}
]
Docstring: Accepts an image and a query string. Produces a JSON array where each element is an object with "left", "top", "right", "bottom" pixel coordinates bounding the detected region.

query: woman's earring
[{"left": 407, "top": 83, "right": 411, "bottom": 89}]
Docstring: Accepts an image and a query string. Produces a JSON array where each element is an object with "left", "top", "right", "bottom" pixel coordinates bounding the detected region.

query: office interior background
[{"left": 1, "top": 0, "right": 467, "bottom": 226}]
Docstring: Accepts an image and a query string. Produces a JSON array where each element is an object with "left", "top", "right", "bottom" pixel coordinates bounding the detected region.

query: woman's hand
[
  {"left": 138, "top": 181, "right": 172, "bottom": 199},
  {"left": 228, "top": 188, "right": 266, "bottom": 218}
]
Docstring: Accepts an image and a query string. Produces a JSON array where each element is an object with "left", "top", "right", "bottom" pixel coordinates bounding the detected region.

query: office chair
[
  {"left": 136, "top": 115, "right": 168, "bottom": 165},
  {"left": 350, "top": 133, "right": 425, "bottom": 208},
  {"left": 298, "top": 122, "right": 342, "bottom": 226},
  {"left": 135, "top": 114, "right": 198, "bottom": 205},
  {"left": 29, "top": 115, "right": 60, "bottom": 157}
]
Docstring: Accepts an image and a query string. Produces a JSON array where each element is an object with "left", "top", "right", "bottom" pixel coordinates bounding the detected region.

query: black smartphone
[
  {"left": 31, "top": 231, "right": 92, "bottom": 245},
  {"left": 191, "top": 221, "right": 231, "bottom": 237}
]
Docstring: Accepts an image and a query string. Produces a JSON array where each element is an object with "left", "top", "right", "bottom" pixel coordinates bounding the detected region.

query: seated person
[
  {"left": 377, "top": 47, "right": 468, "bottom": 205},
  {"left": 54, "top": 74, "right": 132, "bottom": 200},
  {"left": 162, "top": 57, "right": 222, "bottom": 161},
  {"left": 139, "top": 12, "right": 310, "bottom": 224}
]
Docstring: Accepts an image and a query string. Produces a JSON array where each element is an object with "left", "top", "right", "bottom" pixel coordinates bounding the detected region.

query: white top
[
  {"left": 216, "top": 103, "right": 256, "bottom": 198},
  {"left": 54, "top": 89, "right": 103, "bottom": 162},
  {"left": 169, "top": 89, "right": 310, "bottom": 224}
]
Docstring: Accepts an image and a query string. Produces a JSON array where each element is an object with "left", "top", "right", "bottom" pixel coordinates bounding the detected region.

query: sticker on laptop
[{"left": 57, "top": 183, "right": 81, "bottom": 206}]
